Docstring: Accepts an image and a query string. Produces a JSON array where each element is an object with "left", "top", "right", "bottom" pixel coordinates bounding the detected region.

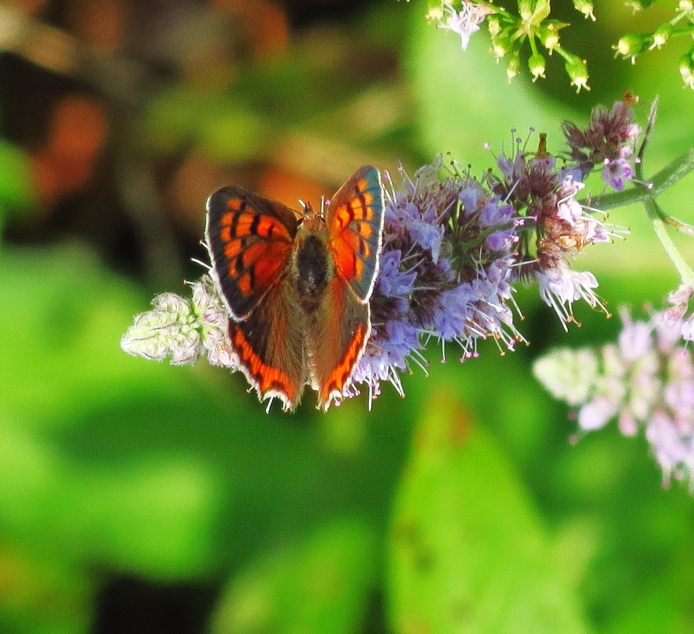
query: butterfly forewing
[
  {"left": 206, "top": 187, "right": 299, "bottom": 319},
  {"left": 327, "top": 166, "right": 385, "bottom": 302}
]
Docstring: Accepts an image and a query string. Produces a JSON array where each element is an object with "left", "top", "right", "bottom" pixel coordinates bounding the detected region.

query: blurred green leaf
[
  {"left": 0, "top": 244, "right": 195, "bottom": 429},
  {"left": 0, "top": 245, "right": 226, "bottom": 580},
  {"left": 604, "top": 584, "right": 692, "bottom": 634},
  {"left": 387, "top": 389, "right": 592, "bottom": 633},
  {"left": 210, "top": 519, "right": 377, "bottom": 634},
  {"left": 0, "top": 544, "right": 92, "bottom": 634}
]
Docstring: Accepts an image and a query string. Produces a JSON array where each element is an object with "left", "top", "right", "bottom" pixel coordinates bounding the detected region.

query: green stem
[
  {"left": 642, "top": 195, "right": 694, "bottom": 283},
  {"left": 634, "top": 101, "right": 694, "bottom": 284},
  {"left": 670, "top": 26, "right": 694, "bottom": 38},
  {"left": 648, "top": 146, "right": 694, "bottom": 197},
  {"left": 553, "top": 45, "right": 572, "bottom": 64}
]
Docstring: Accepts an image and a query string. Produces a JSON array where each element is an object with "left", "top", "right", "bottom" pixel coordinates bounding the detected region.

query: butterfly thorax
[{"left": 291, "top": 213, "right": 333, "bottom": 314}]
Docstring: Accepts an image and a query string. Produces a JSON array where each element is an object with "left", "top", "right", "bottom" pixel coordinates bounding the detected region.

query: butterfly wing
[
  {"left": 307, "top": 275, "right": 370, "bottom": 411},
  {"left": 229, "top": 279, "right": 309, "bottom": 411},
  {"left": 307, "top": 166, "right": 385, "bottom": 410},
  {"left": 327, "top": 165, "right": 385, "bottom": 301},
  {"left": 206, "top": 186, "right": 299, "bottom": 319}
]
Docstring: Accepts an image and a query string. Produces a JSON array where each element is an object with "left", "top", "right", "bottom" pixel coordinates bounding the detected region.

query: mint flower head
[
  {"left": 534, "top": 308, "right": 694, "bottom": 487},
  {"left": 490, "top": 132, "right": 617, "bottom": 327},
  {"left": 350, "top": 157, "right": 524, "bottom": 402}
]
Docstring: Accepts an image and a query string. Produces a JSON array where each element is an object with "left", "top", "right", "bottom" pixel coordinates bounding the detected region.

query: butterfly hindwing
[
  {"left": 307, "top": 274, "right": 370, "bottom": 411},
  {"left": 230, "top": 280, "right": 309, "bottom": 411},
  {"left": 206, "top": 187, "right": 299, "bottom": 319},
  {"left": 327, "top": 166, "right": 385, "bottom": 302}
]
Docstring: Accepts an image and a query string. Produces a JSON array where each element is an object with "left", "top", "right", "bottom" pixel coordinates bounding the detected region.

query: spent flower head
[
  {"left": 561, "top": 92, "right": 641, "bottom": 188},
  {"left": 121, "top": 276, "right": 236, "bottom": 369}
]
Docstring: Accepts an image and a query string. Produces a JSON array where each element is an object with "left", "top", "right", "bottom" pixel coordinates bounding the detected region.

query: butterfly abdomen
[{"left": 293, "top": 232, "right": 333, "bottom": 313}]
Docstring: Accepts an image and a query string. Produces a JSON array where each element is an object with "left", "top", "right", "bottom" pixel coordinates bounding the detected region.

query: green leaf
[
  {"left": 387, "top": 389, "right": 592, "bottom": 633},
  {"left": 210, "top": 519, "right": 377, "bottom": 634}
]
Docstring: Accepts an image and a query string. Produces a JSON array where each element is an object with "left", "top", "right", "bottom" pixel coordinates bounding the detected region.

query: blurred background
[{"left": 1, "top": 0, "right": 694, "bottom": 632}]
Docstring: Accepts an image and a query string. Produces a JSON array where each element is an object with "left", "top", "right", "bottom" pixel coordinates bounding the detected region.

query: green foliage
[
  {"left": 3, "top": 239, "right": 694, "bottom": 631},
  {"left": 407, "top": 7, "right": 568, "bottom": 166},
  {"left": 387, "top": 391, "right": 591, "bottom": 633},
  {"left": 210, "top": 520, "right": 377, "bottom": 634}
]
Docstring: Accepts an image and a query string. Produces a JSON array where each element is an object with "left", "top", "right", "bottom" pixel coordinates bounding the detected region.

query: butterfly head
[{"left": 297, "top": 199, "right": 320, "bottom": 222}]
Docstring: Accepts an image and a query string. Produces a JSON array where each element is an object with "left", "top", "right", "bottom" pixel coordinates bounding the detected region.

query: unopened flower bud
[
  {"left": 538, "top": 21, "right": 565, "bottom": 52},
  {"left": 529, "top": 52, "right": 546, "bottom": 81},
  {"left": 517, "top": 0, "right": 550, "bottom": 22},
  {"left": 679, "top": 47, "right": 694, "bottom": 89},
  {"left": 425, "top": 2, "right": 444, "bottom": 22},
  {"left": 650, "top": 23, "right": 672, "bottom": 49},
  {"left": 492, "top": 33, "right": 513, "bottom": 59},
  {"left": 564, "top": 53, "right": 590, "bottom": 92},
  {"left": 506, "top": 50, "right": 521, "bottom": 81},
  {"left": 613, "top": 33, "right": 648, "bottom": 62},
  {"left": 487, "top": 16, "right": 501, "bottom": 37},
  {"left": 573, "top": 0, "right": 595, "bottom": 20}
]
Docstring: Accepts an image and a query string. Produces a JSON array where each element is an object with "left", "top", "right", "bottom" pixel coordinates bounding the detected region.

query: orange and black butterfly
[{"left": 205, "top": 166, "right": 385, "bottom": 411}]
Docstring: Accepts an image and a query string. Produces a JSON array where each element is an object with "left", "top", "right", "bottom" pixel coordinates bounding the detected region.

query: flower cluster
[
  {"left": 613, "top": 2, "right": 694, "bottom": 90},
  {"left": 534, "top": 308, "right": 694, "bottom": 486},
  {"left": 423, "top": 1, "right": 694, "bottom": 91},
  {"left": 349, "top": 156, "right": 524, "bottom": 401},
  {"left": 665, "top": 282, "right": 694, "bottom": 344},
  {"left": 426, "top": 0, "right": 592, "bottom": 90},
  {"left": 121, "top": 96, "right": 641, "bottom": 411}
]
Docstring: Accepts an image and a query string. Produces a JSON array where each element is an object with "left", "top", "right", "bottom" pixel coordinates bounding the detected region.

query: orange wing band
[
  {"left": 318, "top": 322, "right": 367, "bottom": 409},
  {"left": 230, "top": 323, "right": 298, "bottom": 406}
]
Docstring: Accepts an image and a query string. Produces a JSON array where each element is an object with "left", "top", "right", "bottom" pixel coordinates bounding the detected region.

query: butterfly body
[{"left": 205, "top": 166, "right": 384, "bottom": 411}]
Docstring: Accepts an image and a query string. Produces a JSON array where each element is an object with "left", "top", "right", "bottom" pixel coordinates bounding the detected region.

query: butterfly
[{"left": 205, "top": 166, "right": 385, "bottom": 412}]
